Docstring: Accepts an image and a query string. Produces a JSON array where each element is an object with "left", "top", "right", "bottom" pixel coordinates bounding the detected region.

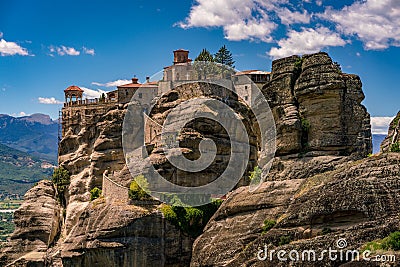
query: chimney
[
  {"left": 132, "top": 77, "right": 139, "bottom": 84},
  {"left": 146, "top": 76, "right": 150, "bottom": 83}
]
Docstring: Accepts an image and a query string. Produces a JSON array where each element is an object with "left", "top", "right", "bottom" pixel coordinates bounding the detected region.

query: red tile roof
[
  {"left": 117, "top": 82, "right": 158, "bottom": 88},
  {"left": 64, "top": 85, "right": 84, "bottom": 92}
]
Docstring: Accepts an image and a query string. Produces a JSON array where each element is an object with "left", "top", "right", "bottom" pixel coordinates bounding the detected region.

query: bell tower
[{"left": 173, "top": 49, "right": 191, "bottom": 65}]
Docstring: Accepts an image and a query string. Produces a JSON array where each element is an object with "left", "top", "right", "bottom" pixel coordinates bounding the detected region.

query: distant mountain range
[
  {"left": 0, "top": 114, "right": 58, "bottom": 161},
  {"left": 0, "top": 143, "right": 55, "bottom": 199}
]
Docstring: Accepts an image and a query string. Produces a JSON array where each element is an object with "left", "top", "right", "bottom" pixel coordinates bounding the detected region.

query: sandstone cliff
[
  {"left": 191, "top": 153, "right": 400, "bottom": 266},
  {"left": 0, "top": 180, "right": 62, "bottom": 266},
  {"left": 381, "top": 111, "right": 400, "bottom": 153},
  {"left": 1, "top": 52, "right": 390, "bottom": 267}
]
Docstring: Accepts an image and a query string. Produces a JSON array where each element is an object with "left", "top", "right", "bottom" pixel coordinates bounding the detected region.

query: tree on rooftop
[
  {"left": 194, "top": 49, "right": 216, "bottom": 79},
  {"left": 214, "top": 45, "right": 235, "bottom": 68}
]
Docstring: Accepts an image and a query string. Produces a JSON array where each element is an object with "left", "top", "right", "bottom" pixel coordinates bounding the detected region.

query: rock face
[
  {"left": 47, "top": 198, "right": 192, "bottom": 267},
  {"left": 263, "top": 53, "right": 371, "bottom": 157},
  {"left": 0, "top": 180, "right": 62, "bottom": 266},
  {"left": 381, "top": 111, "right": 400, "bottom": 153},
  {"left": 146, "top": 82, "right": 259, "bottom": 188},
  {"left": 59, "top": 104, "right": 127, "bottom": 234},
  {"left": 0, "top": 52, "right": 381, "bottom": 267},
  {"left": 191, "top": 153, "right": 400, "bottom": 267}
]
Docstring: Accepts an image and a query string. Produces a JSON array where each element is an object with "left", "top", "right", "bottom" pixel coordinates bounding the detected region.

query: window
[
  {"left": 245, "top": 96, "right": 248, "bottom": 101},
  {"left": 138, "top": 93, "right": 143, "bottom": 99},
  {"left": 245, "top": 85, "right": 248, "bottom": 90}
]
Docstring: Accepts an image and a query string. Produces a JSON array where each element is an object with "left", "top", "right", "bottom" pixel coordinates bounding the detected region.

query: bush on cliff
[
  {"left": 390, "top": 142, "right": 400, "bottom": 153},
  {"left": 249, "top": 166, "right": 262, "bottom": 184},
  {"left": 90, "top": 187, "right": 102, "bottom": 201},
  {"left": 364, "top": 231, "right": 400, "bottom": 252},
  {"left": 159, "top": 197, "right": 223, "bottom": 238},
  {"left": 128, "top": 175, "right": 151, "bottom": 200},
  {"left": 52, "top": 166, "right": 70, "bottom": 206}
]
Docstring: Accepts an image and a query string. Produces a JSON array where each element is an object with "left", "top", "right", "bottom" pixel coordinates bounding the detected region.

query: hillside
[
  {"left": 0, "top": 113, "right": 58, "bottom": 161},
  {"left": 0, "top": 143, "right": 55, "bottom": 199}
]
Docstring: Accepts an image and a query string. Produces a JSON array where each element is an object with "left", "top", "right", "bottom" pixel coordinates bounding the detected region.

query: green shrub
[
  {"left": 249, "top": 166, "right": 262, "bottom": 183},
  {"left": 278, "top": 235, "right": 292, "bottom": 246},
  {"left": 383, "top": 232, "right": 400, "bottom": 251},
  {"left": 52, "top": 166, "right": 70, "bottom": 206},
  {"left": 392, "top": 116, "right": 399, "bottom": 127},
  {"left": 90, "top": 187, "right": 102, "bottom": 201},
  {"left": 294, "top": 57, "right": 303, "bottom": 73},
  {"left": 128, "top": 175, "right": 151, "bottom": 200},
  {"left": 364, "top": 231, "right": 400, "bottom": 252},
  {"left": 262, "top": 219, "right": 276, "bottom": 234},
  {"left": 301, "top": 118, "right": 311, "bottom": 133},
  {"left": 159, "top": 196, "right": 223, "bottom": 238},
  {"left": 390, "top": 142, "right": 400, "bottom": 153}
]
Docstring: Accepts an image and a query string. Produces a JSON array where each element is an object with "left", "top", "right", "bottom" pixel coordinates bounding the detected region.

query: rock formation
[
  {"left": 263, "top": 52, "right": 371, "bottom": 157},
  {"left": 381, "top": 111, "right": 400, "bottom": 153},
  {"left": 191, "top": 153, "right": 400, "bottom": 266},
  {"left": 2, "top": 52, "right": 394, "bottom": 267},
  {"left": 0, "top": 180, "right": 62, "bottom": 266}
]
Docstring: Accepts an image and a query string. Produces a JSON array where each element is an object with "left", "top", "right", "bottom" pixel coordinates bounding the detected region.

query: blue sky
[{"left": 0, "top": 0, "right": 399, "bottom": 134}]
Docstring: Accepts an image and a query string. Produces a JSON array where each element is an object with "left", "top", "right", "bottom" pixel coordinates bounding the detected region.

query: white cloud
[
  {"left": 0, "top": 38, "right": 30, "bottom": 56},
  {"left": 321, "top": 0, "right": 400, "bottom": 50},
  {"left": 80, "top": 87, "right": 107, "bottom": 99},
  {"left": 92, "top": 79, "right": 131, "bottom": 87},
  {"left": 0, "top": 32, "right": 3, "bottom": 38},
  {"left": 276, "top": 8, "right": 311, "bottom": 26},
  {"left": 83, "top": 47, "right": 95, "bottom": 55},
  {"left": 49, "top": 45, "right": 80, "bottom": 56},
  {"left": 371, "top": 116, "right": 395, "bottom": 135},
  {"left": 38, "top": 97, "right": 63, "bottom": 105},
  {"left": 177, "top": 0, "right": 312, "bottom": 42},
  {"left": 268, "top": 27, "right": 347, "bottom": 59}
]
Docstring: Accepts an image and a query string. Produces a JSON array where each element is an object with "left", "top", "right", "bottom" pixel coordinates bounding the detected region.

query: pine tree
[
  {"left": 214, "top": 45, "right": 235, "bottom": 68},
  {"left": 195, "top": 49, "right": 214, "bottom": 62},
  {"left": 194, "top": 49, "right": 215, "bottom": 79}
]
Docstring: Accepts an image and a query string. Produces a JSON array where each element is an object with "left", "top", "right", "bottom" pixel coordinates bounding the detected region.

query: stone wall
[{"left": 102, "top": 172, "right": 129, "bottom": 203}]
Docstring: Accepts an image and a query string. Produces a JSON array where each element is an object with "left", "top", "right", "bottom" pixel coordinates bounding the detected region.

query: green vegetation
[
  {"left": 364, "top": 232, "right": 400, "bottom": 252},
  {"left": 333, "top": 61, "right": 342, "bottom": 73},
  {"left": 249, "top": 166, "right": 262, "bottom": 183},
  {"left": 90, "top": 187, "right": 102, "bottom": 201},
  {"left": 0, "top": 200, "right": 22, "bottom": 209},
  {"left": 392, "top": 116, "right": 399, "bottom": 127},
  {"left": 52, "top": 166, "right": 70, "bottom": 206},
  {"left": 0, "top": 212, "right": 14, "bottom": 242},
  {"left": 278, "top": 235, "right": 292, "bottom": 246},
  {"left": 301, "top": 117, "right": 311, "bottom": 133},
  {"left": 214, "top": 45, "right": 235, "bottom": 68},
  {"left": 159, "top": 196, "right": 223, "bottom": 238},
  {"left": 0, "top": 143, "right": 54, "bottom": 199},
  {"left": 390, "top": 142, "right": 400, "bottom": 153},
  {"left": 128, "top": 175, "right": 151, "bottom": 200},
  {"left": 195, "top": 48, "right": 214, "bottom": 62},
  {"left": 294, "top": 57, "right": 303, "bottom": 75},
  {"left": 261, "top": 219, "right": 276, "bottom": 234}
]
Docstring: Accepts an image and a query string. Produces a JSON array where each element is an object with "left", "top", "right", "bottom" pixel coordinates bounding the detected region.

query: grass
[
  {"left": 390, "top": 142, "right": 400, "bottom": 153},
  {"left": 261, "top": 219, "right": 276, "bottom": 234},
  {"left": 363, "top": 232, "right": 400, "bottom": 252}
]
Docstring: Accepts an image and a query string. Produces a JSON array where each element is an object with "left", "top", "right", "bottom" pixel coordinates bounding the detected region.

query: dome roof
[{"left": 64, "top": 85, "right": 84, "bottom": 92}]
